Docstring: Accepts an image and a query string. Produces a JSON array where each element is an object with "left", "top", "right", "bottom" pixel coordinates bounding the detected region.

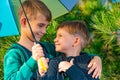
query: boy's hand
[
  {"left": 88, "top": 56, "right": 102, "bottom": 79},
  {"left": 32, "top": 43, "right": 44, "bottom": 61},
  {"left": 38, "top": 57, "right": 49, "bottom": 77},
  {"left": 58, "top": 59, "right": 74, "bottom": 72}
]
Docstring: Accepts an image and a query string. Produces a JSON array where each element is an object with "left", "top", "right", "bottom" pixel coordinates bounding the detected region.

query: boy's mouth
[
  {"left": 55, "top": 43, "right": 61, "bottom": 47},
  {"left": 37, "top": 33, "right": 43, "bottom": 37}
]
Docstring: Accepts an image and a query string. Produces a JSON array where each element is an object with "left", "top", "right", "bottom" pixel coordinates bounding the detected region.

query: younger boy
[{"left": 39, "top": 21, "right": 100, "bottom": 80}]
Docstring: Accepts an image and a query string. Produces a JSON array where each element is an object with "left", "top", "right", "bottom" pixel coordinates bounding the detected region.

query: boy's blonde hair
[
  {"left": 18, "top": 0, "right": 52, "bottom": 21},
  {"left": 57, "top": 20, "right": 90, "bottom": 49}
]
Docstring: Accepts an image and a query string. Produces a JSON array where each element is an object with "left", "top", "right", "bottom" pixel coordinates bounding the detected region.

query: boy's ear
[
  {"left": 20, "top": 17, "right": 26, "bottom": 26},
  {"left": 74, "top": 37, "right": 81, "bottom": 46}
]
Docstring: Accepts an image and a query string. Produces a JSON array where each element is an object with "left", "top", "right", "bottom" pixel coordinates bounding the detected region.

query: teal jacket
[{"left": 4, "top": 42, "right": 59, "bottom": 80}]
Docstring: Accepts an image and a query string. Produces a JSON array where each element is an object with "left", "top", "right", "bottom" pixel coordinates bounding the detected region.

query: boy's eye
[
  {"left": 38, "top": 23, "right": 45, "bottom": 28},
  {"left": 58, "top": 34, "right": 62, "bottom": 37}
]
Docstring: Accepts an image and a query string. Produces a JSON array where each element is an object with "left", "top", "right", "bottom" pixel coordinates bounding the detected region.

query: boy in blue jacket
[{"left": 39, "top": 21, "right": 101, "bottom": 80}]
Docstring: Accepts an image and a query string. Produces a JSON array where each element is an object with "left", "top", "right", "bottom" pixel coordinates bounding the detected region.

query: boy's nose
[
  {"left": 54, "top": 37, "right": 58, "bottom": 42},
  {"left": 42, "top": 28, "right": 46, "bottom": 34},
  {"left": 54, "top": 38, "right": 56, "bottom": 42}
]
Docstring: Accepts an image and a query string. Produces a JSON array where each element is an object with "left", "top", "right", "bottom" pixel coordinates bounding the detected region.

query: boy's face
[
  {"left": 23, "top": 13, "right": 50, "bottom": 42},
  {"left": 54, "top": 28, "right": 75, "bottom": 53}
]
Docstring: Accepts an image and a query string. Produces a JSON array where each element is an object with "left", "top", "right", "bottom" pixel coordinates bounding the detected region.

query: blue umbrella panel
[
  {"left": 60, "top": 0, "right": 78, "bottom": 11},
  {"left": 0, "top": 0, "right": 19, "bottom": 37}
]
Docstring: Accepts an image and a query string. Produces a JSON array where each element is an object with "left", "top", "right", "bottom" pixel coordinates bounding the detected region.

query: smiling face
[
  {"left": 54, "top": 28, "right": 75, "bottom": 54},
  {"left": 19, "top": 0, "right": 51, "bottom": 42},
  {"left": 29, "top": 13, "right": 49, "bottom": 41},
  {"left": 54, "top": 21, "right": 90, "bottom": 56},
  {"left": 21, "top": 12, "right": 49, "bottom": 42}
]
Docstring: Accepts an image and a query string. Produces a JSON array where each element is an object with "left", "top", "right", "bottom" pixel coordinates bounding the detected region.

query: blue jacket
[{"left": 43, "top": 53, "right": 99, "bottom": 80}]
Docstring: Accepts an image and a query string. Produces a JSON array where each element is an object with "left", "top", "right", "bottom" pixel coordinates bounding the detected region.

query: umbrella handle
[{"left": 19, "top": 0, "right": 37, "bottom": 44}]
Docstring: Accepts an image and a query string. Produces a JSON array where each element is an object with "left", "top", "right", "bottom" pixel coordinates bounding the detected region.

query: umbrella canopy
[{"left": 0, "top": 0, "right": 78, "bottom": 37}]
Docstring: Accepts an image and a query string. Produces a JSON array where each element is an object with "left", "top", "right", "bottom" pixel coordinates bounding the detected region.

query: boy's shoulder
[
  {"left": 4, "top": 43, "right": 27, "bottom": 61},
  {"left": 77, "top": 52, "right": 92, "bottom": 63},
  {"left": 6, "top": 43, "right": 22, "bottom": 52},
  {"left": 50, "top": 55, "right": 64, "bottom": 63},
  {"left": 9, "top": 43, "right": 22, "bottom": 48},
  {"left": 7, "top": 43, "right": 27, "bottom": 54}
]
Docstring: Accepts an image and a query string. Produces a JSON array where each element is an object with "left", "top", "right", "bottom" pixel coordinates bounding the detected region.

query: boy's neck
[
  {"left": 65, "top": 46, "right": 81, "bottom": 57},
  {"left": 66, "top": 53, "right": 79, "bottom": 57},
  {"left": 65, "top": 50, "right": 81, "bottom": 57},
  {"left": 18, "top": 37, "right": 34, "bottom": 51},
  {"left": 63, "top": 46, "right": 81, "bottom": 57}
]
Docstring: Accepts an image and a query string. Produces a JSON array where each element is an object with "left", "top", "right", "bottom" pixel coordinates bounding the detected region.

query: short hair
[
  {"left": 18, "top": 0, "right": 52, "bottom": 21},
  {"left": 57, "top": 20, "right": 90, "bottom": 49}
]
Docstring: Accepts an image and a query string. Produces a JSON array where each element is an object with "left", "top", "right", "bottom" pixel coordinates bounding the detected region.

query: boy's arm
[
  {"left": 4, "top": 49, "right": 37, "bottom": 80},
  {"left": 88, "top": 54, "right": 102, "bottom": 79}
]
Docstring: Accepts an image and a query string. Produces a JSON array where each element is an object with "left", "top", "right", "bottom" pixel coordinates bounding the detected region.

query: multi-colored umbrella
[{"left": 0, "top": 0, "right": 78, "bottom": 40}]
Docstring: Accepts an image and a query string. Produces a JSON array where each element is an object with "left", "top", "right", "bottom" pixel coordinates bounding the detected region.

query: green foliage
[
  {"left": 89, "top": 3, "right": 120, "bottom": 54},
  {"left": 85, "top": 2, "right": 120, "bottom": 79}
]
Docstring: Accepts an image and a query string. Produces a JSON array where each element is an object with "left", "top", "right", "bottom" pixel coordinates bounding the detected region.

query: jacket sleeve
[
  {"left": 66, "top": 65, "right": 99, "bottom": 80},
  {"left": 4, "top": 49, "right": 37, "bottom": 80}
]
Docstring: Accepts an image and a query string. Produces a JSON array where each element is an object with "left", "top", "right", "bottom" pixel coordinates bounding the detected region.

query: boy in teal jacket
[{"left": 4, "top": 0, "right": 102, "bottom": 80}]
